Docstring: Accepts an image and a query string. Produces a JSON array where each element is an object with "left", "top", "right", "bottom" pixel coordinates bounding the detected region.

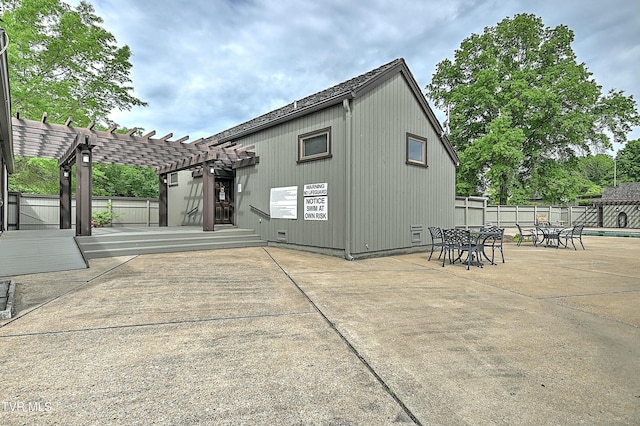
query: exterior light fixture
[
  {"left": 63, "top": 170, "right": 69, "bottom": 177},
  {"left": 82, "top": 153, "right": 90, "bottom": 163},
  {"left": 210, "top": 166, "right": 215, "bottom": 174}
]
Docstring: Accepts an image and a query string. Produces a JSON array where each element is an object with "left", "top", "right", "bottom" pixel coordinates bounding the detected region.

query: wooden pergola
[{"left": 10, "top": 116, "right": 258, "bottom": 236}]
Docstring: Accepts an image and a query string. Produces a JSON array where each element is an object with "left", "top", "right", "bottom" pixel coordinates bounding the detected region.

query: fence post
[
  {"left": 16, "top": 192, "right": 21, "bottom": 230},
  {"left": 568, "top": 206, "right": 572, "bottom": 226},
  {"left": 147, "top": 199, "right": 151, "bottom": 227},
  {"left": 465, "top": 197, "right": 469, "bottom": 229}
]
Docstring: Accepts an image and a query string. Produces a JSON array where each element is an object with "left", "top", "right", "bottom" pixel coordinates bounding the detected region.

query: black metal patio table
[
  {"left": 443, "top": 228, "right": 501, "bottom": 269},
  {"left": 536, "top": 225, "right": 568, "bottom": 248}
]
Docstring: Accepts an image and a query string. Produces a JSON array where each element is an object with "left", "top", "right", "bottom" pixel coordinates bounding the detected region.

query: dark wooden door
[{"left": 215, "top": 179, "right": 234, "bottom": 224}]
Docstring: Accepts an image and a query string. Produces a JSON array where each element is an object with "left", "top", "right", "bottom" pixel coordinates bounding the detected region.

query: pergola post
[
  {"left": 75, "top": 142, "right": 93, "bottom": 236},
  {"left": 202, "top": 162, "right": 216, "bottom": 232},
  {"left": 59, "top": 165, "right": 72, "bottom": 229},
  {"left": 159, "top": 173, "right": 168, "bottom": 227}
]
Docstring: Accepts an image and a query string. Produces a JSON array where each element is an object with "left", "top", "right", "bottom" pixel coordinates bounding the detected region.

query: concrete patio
[{"left": 1, "top": 235, "right": 638, "bottom": 424}]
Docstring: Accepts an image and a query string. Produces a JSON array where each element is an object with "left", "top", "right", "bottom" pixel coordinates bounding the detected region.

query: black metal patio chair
[
  {"left": 441, "top": 228, "right": 459, "bottom": 267},
  {"left": 428, "top": 226, "right": 445, "bottom": 261},
  {"left": 560, "top": 224, "right": 586, "bottom": 250},
  {"left": 441, "top": 228, "right": 484, "bottom": 269},
  {"left": 515, "top": 223, "right": 538, "bottom": 247},
  {"left": 482, "top": 226, "right": 505, "bottom": 264}
]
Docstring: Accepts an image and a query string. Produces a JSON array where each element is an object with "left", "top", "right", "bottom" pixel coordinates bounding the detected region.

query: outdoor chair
[
  {"left": 441, "top": 228, "right": 459, "bottom": 267},
  {"left": 560, "top": 224, "right": 585, "bottom": 250},
  {"left": 456, "top": 229, "right": 485, "bottom": 269},
  {"left": 441, "top": 228, "right": 483, "bottom": 269},
  {"left": 428, "top": 226, "right": 445, "bottom": 261},
  {"left": 515, "top": 223, "right": 538, "bottom": 246},
  {"left": 483, "top": 226, "right": 505, "bottom": 264}
]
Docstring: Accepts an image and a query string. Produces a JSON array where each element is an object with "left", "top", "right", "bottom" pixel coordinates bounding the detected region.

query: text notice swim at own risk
[{"left": 304, "top": 196, "right": 328, "bottom": 220}]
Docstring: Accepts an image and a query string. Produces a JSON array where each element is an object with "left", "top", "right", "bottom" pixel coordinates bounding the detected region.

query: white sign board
[
  {"left": 270, "top": 186, "right": 298, "bottom": 219},
  {"left": 303, "top": 183, "right": 328, "bottom": 197},
  {"left": 304, "top": 196, "right": 328, "bottom": 221}
]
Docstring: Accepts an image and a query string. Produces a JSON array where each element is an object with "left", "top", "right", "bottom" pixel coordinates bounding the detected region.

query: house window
[
  {"left": 406, "top": 133, "right": 427, "bottom": 167},
  {"left": 169, "top": 172, "right": 179, "bottom": 186},
  {"left": 298, "top": 127, "right": 331, "bottom": 162}
]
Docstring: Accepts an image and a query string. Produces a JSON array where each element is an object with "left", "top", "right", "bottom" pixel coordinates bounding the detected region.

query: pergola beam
[
  {"left": 11, "top": 116, "right": 261, "bottom": 235},
  {"left": 13, "top": 118, "right": 205, "bottom": 169}
]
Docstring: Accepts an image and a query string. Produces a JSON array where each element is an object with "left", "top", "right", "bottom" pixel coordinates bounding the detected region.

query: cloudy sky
[{"left": 82, "top": 0, "right": 639, "bottom": 150}]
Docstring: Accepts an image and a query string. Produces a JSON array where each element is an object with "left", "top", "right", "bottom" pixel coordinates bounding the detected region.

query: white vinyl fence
[
  {"left": 7, "top": 193, "right": 159, "bottom": 230},
  {"left": 7, "top": 193, "right": 601, "bottom": 231},
  {"left": 454, "top": 197, "right": 599, "bottom": 229}
]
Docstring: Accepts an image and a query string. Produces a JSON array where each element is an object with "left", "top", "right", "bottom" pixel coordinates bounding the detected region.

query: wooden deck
[
  {"left": 0, "top": 229, "right": 88, "bottom": 277},
  {"left": 0, "top": 226, "right": 266, "bottom": 276}
]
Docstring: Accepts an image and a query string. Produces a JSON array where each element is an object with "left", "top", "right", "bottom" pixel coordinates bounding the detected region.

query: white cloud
[{"left": 78, "top": 0, "right": 639, "bottom": 144}]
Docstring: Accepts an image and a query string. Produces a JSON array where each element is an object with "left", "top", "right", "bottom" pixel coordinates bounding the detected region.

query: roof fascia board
[
  {"left": 0, "top": 28, "right": 14, "bottom": 173},
  {"left": 217, "top": 93, "right": 353, "bottom": 143},
  {"left": 215, "top": 59, "right": 460, "bottom": 167},
  {"left": 395, "top": 61, "right": 460, "bottom": 166}
]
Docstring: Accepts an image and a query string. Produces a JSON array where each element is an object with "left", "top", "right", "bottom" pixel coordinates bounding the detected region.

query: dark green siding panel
[
  {"left": 349, "top": 73, "right": 456, "bottom": 255},
  {"left": 235, "top": 104, "right": 346, "bottom": 250}
]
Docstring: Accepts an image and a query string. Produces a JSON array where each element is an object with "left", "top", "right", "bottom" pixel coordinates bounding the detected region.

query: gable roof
[
  {"left": 597, "top": 182, "right": 640, "bottom": 204},
  {"left": 200, "top": 58, "right": 459, "bottom": 166}
]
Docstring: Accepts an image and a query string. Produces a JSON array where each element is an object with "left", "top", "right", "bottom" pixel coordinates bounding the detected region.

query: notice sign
[
  {"left": 304, "top": 196, "right": 328, "bottom": 221},
  {"left": 303, "top": 183, "right": 328, "bottom": 197},
  {"left": 270, "top": 186, "right": 298, "bottom": 219}
]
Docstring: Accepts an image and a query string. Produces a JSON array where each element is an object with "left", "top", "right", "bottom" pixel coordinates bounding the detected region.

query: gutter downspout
[{"left": 343, "top": 98, "right": 354, "bottom": 260}]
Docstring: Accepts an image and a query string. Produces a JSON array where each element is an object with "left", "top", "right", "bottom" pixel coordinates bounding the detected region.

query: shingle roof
[
  {"left": 200, "top": 58, "right": 405, "bottom": 145},
  {"left": 599, "top": 182, "right": 640, "bottom": 202},
  {"left": 198, "top": 58, "right": 459, "bottom": 165}
]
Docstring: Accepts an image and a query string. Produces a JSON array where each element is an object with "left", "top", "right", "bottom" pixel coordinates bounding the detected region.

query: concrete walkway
[{"left": 0, "top": 236, "right": 639, "bottom": 424}]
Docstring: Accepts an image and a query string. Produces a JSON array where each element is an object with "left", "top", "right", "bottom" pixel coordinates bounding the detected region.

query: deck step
[{"left": 76, "top": 227, "right": 266, "bottom": 259}]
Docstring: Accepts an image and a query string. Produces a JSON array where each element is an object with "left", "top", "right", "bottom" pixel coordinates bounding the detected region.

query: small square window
[
  {"left": 298, "top": 127, "right": 331, "bottom": 162},
  {"left": 169, "top": 172, "right": 179, "bottom": 186},
  {"left": 406, "top": 133, "right": 427, "bottom": 167}
]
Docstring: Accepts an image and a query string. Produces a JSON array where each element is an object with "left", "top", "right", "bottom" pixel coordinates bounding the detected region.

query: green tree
[
  {"left": 93, "top": 164, "right": 158, "bottom": 198},
  {"left": 8, "top": 156, "right": 158, "bottom": 197},
  {"left": 426, "top": 13, "right": 640, "bottom": 204},
  {"left": 576, "top": 154, "right": 614, "bottom": 194},
  {"left": 616, "top": 139, "right": 640, "bottom": 183},
  {"left": 8, "top": 157, "right": 60, "bottom": 194},
  {"left": 2, "top": 0, "right": 158, "bottom": 197},
  {"left": 1, "top": 0, "right": 147, "bottom": 125}
]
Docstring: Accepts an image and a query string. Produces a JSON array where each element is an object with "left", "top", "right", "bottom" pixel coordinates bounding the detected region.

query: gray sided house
[
  {"left": 593, "top": 182, "right": 640, "bottom": 229},
  {"left": 168, "top": 58, "right": 459, "bottom": 258}
]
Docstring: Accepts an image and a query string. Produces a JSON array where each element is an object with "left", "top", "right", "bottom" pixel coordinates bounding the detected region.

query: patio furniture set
[
  {"left": 428, "top": 226, "right": 505, "bottom": 270},
  {"left": 429, "top": 222, "right": 586, "bottom": 270},
  {"left": 515, "top": 223, "right": 585, "bottom": 250}
]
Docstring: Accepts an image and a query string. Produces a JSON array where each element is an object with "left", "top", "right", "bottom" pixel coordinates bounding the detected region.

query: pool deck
[{"left": 0, "top": 234, "right": 638, "bottom": 424}]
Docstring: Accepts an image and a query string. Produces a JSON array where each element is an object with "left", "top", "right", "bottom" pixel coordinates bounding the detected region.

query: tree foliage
[
  {"left": 616, "top": 139, "right": 640, "bottom": 183},
  {"left": 426, "top": 13, "right": 640, "bottom": 204},
  {"left": 2, "top": 0, "right": 158, "bottom": 197},
  {"left": 1, "top": 0, "right": 147, "bottom": 125},
  {"left": 577, "top": 154, "right": 614, "bottom": 188},
  {"left": 9, "top": 157, "right": 60, "bottom": 194},
  {"left": 8, "top": 157, "right": 158, "bottom": 197}
]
